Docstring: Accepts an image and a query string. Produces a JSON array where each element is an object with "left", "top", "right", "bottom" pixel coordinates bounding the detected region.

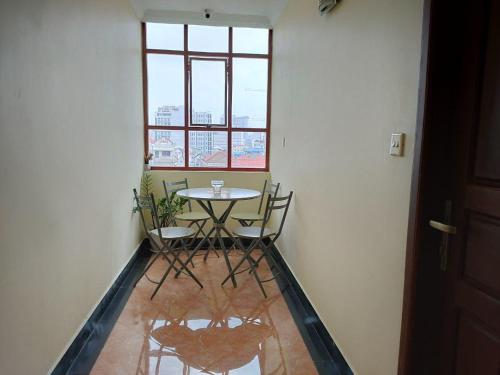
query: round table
[
  {"left": 176, "top": 188, "right": 261, "bottom": 287},
  {"left": 177, "top": 188, "right": 261, "bottom": 202}
]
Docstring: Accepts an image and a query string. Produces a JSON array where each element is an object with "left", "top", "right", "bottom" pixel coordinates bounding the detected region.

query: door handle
[
  {"left": 429, "top": 220, "right": 457, "bottom": 235},
  {"left": 429, "top": 200, "right": 456, "bottom": 271}
]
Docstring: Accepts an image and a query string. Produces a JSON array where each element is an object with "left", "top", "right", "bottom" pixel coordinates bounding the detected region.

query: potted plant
[
  {"left": 156, "top": 194, "right": 188, "bottom": 227},
  {"left": 144, "top": 152, "right": 153, "bottom": 171}
]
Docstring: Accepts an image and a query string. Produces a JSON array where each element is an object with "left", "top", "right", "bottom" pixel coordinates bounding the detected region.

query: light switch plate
[{"left": 389, "top": 133, "right": 405, "bottom": 156}]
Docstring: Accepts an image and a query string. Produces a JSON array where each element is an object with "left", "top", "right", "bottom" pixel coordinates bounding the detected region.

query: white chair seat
[
  {"left": 230, "top": 212, "right": 265, "bottom": 221},
  {"left": 149, "top": 226, "right": 195, "bottom": 239},
  {"left": 233, "top": 226, "right": 275, "bottom": 239},
  {"left": 176, "top": 211, "right": 211, "bottom": 221}
]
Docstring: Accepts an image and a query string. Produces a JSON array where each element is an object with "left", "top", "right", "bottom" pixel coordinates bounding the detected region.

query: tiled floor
[{"left": 90, "top": 250, "right": 319, "bottom": 375}]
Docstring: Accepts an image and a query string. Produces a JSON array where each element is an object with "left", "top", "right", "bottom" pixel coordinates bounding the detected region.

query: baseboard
[{"left": 49, "top": 239, "right": 151, "bottom": 375}]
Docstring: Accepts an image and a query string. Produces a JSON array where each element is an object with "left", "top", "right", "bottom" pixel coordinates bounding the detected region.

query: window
[{"left": 143, "top": 23, "right": 272, "bottom": 170}]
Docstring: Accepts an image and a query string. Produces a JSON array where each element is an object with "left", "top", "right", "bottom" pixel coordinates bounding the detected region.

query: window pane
[
  {"left": 232, "top": 58, "right": 268, "bottom": 129},
  {"left": 189, "top": 131, "right": 227, "bottom": 168},
  {"left": 233, "top": 28, "right": 269, "bottom": 54},
  {"left": 149, "top": 130, "right": 185, "bottom": 167},
  {"left": 146, "top": 23, "right": 184, "bottom": 50},
  {"left": 147, "top": 54, "right": 185, "bottom": 126},
  {"left": 191, "top": 59, "right": 226, "bottom": 126},
  {"left": 188, "top": 25, "right": 228, "bottom": 52},
  {"left": 231, "top": 132, "right": 266, "bottom": 169}
]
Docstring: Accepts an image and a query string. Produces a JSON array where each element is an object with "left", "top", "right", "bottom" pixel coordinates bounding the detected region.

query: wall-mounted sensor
[
  {"left": 319, "top": 0, "right": 340, "bottom": 15},
  {"left": 204, "top": 9, "right": 211, "bottom": 19}
]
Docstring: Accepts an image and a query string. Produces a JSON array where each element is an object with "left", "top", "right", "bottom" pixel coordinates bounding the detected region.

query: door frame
[{"left": 398, "top": 0, "right": 447, "bottom": 373}]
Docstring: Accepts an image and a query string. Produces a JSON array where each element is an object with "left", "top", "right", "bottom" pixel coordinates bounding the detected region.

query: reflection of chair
[
  {"left": 230, "top": 180, "right": 280, "bottom": 226},
  {"left": 132, "top": 189, "right": 203, "bottom": 299},
  {"left": 224, "top": 192, "right": 293, "bottom": 298}
]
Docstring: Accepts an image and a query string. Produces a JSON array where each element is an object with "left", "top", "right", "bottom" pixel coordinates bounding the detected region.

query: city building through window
[{"left": 143, "top": 23, "right": 271, "bottom": 170}]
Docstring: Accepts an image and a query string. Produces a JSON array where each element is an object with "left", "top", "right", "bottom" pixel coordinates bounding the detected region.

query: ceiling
[{"left": 129, "top": 0, "right": 289, "bottom": 28}]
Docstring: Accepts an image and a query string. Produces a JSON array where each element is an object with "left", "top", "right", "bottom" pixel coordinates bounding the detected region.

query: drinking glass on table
[{"left": 211, "top": 180, "right": 224, "bottom": 195}]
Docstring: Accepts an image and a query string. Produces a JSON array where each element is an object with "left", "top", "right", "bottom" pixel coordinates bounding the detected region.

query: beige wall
[
  {"left": 150, "top": 171, "right": 270, "bottom": 231},
  {"left": 271, "top": 0, "right": 423, "bottom": 374},
  {"left": 0, "top": 1, "right": 143, "bottom": 374}
]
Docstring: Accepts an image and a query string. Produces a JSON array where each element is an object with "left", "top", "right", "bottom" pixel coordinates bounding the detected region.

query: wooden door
[{"left": 437, "top": 1, "right": 500, "bottom": 373}]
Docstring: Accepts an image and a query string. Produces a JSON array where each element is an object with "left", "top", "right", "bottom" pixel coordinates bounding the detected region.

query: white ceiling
[{"left": 130, "top": 0, "right": 289, "bottom": 28}]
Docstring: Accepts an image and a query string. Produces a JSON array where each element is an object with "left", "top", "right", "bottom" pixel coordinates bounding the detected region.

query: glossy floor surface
[{"left": 91, "top": 250, "right": 319, "bottom": 375}]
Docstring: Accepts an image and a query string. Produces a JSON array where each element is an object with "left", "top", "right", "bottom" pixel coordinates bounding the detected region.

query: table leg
[
  {"left": 203, "top": 235, "right": 218, "bottom": 261},
  {"left": 216, "top": 227, "right": 237, "bottom": 288},
  {"left": 174, "top": 226, "right": 215, "bottom": 278},
  {"left": 195, "top": 199, "right": 238, "bottom": 288}
]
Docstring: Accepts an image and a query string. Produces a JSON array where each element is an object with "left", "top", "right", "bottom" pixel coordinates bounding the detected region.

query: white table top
[{"left": 176, "top": 188, "right": 261, "bottom": 202}]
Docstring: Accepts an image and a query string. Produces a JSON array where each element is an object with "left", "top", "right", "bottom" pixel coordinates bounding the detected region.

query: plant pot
[{"left": 144, "top": 163, "right": 151, "bottom": 171}]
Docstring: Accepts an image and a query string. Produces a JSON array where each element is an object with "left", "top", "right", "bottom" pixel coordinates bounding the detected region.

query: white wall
[
  {"left": 0, "top": 1, "right": 143, "bottom": 374},
  {"left": 271, "top": 0, "right": 423, "bottom": 374}
]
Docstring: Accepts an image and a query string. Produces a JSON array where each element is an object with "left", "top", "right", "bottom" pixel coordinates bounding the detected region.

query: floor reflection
[
  {"left": 91, "top": 251, "right": 318, "bottom": 375},
  {"left": 145, "top": 317, "right": 277, "bottom": 373}
]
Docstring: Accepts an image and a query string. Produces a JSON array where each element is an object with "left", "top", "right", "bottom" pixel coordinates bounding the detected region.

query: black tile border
[
  {"left": 267, "top": 244, "right": 354, "bottom": 375},
  {"left": 50, "top": 237, "right": 353, "bottom": 375},
  {"left": 50, "top": 239, "right": 151, "bottom": 375}
]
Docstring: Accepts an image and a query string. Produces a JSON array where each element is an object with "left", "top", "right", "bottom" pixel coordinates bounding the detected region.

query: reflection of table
[
  {"left": 176, "top": 188, "right": 260, "bottom": 287},
  {"left": 137, "top": 276, "right": 287, "bottom": 375},
  {"left": 150, "top": 321, "right": 273, "bottom": 373}
]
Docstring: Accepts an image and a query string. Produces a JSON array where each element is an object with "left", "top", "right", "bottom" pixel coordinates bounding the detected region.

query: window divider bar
[
  {"left": 147, "top": 125, "right": 186, "bottom": 131},
  {"left": 187, "top": 51, "right": 231, "bottom": 57},
  {"left": 142, "top": 23, "right": 149, "bottom": 159},
  {"left": 266, "top": 29, "right": 273, "bottom": 172},
  {"left": 228, "top": 27, "right": 233, "bottom": 169},
  {"left": 231, "top": 127, "right": 268, "bottom": 132},
  {"left": 183, "top": 24, "right": 189, "bottom": 168},
  {"left": 189, "top": 124, "right": 228, "bottom": 128},
  {"left": 146, "top": 126, "right": 267, "bottom": 132},
  {"left": 146, "top": 49, "right": 185, "bottom": 55},
  {"left": 232, "top": 53, "right": 269, "bottom": 59},
  {"left": 145, "top": 49, "right": 269, "bottom": 59}
]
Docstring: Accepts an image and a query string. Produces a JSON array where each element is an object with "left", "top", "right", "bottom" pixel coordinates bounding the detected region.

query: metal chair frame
[
  {"left": 232, "top": 180, "right": 281, "bottom": 227},
  {"left": 222, "top": 191, "right": 294, "bottom": 298},
  {"left": 163, "top": 179, "right": 219, "bottom": 259},
  {"left": 133, "top": 189, "right": 203, "bottom": 299}
]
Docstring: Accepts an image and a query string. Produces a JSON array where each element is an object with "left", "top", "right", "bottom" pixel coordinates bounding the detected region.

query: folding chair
[
  {"left": 230, "top": 180, "right": 281, "bottom": 226},
  {"left": 163, "top": 179, "right": 218, "bottom": 260},
  {"left": 133, "top": 189, "right": 203, "bottom": 299},
  {"left": 222, "top": 191, "right": 293, "bottom": 298}
]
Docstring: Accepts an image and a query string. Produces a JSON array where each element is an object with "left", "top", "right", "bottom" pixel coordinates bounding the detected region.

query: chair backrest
[
  {"left": 163, "top": 178, "right": 192, "bottom": 212},
  {"left": 257, "top": 180, "right": 281, "bottom": 214},
  {"left": 133, "top": 188, "right": 163, "bottom": 239},
  {"left": 261, "top": 191, "right": 293, "bottom": 239}
]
